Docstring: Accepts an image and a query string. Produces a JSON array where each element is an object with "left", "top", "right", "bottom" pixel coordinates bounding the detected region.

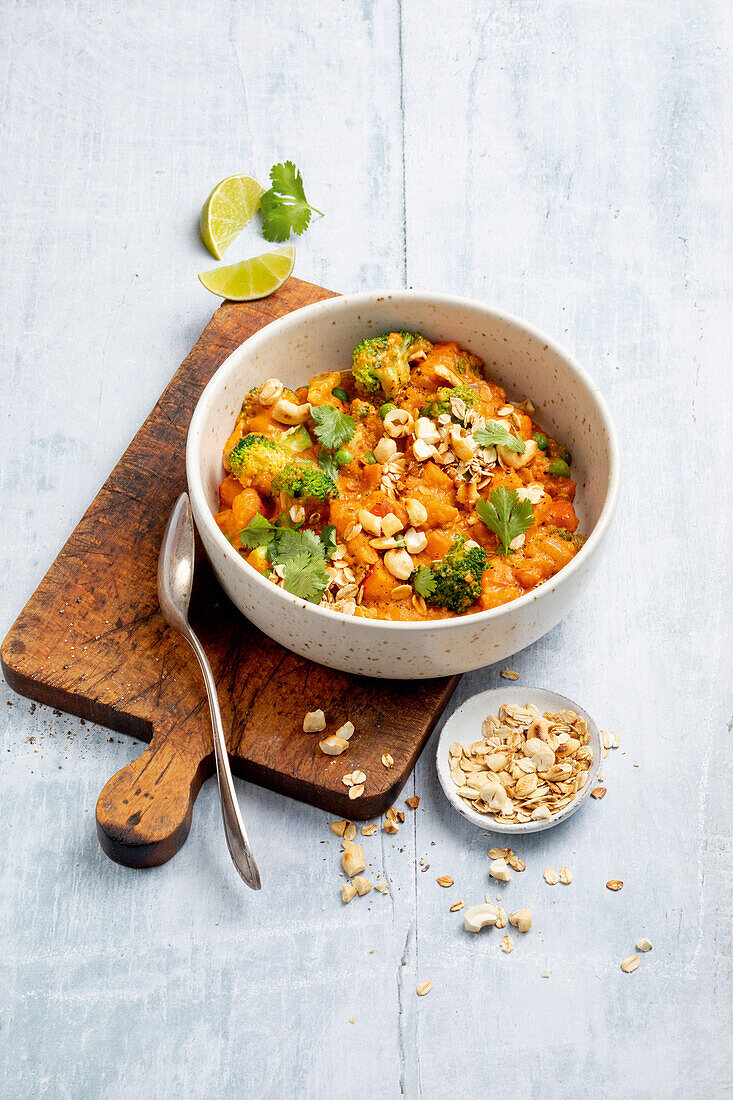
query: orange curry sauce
[{"left": 215, "top": 337, "right": 584, "bottom": 621}]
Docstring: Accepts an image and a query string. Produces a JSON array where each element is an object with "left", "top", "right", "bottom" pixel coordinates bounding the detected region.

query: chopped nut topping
[
  {"left": 383, "top": 807, "right": 404, "bottom": 833},
  {"left": 436, "top": 876, "right": 454, "bottom": 888},
  {"left": 405, "top": 796, "right": 420, "bottom": 809},
  {"left": 489, "top": 858, "right": 512, "bottom": 882},
  {"left": 348, "top": 784, "right": 365, "bottom": 800},
  {"left": 381, "top": 753, "right": 394, "bottom": 769},
  {"left": 449, "top": 901, "right": 464, "bottom": 912},
  {"left": 335, "top": 721, "right": 355, "bottom": 741},
  {"left": 416, "top": 981, "right": 432, "bottom": 997},
  {"left": 500, "top": 668, "right": 520, "bottom": 680},
  {"left": 320, "top": 735, "right": 349, "bottom": 756},
  {"left": 606, "top": 879, "right": 623, "bottom": 891},
  {"left": 361, "top": 824, "right": 378, "bottom": 836},
  {"left": 508, "top": 908, "right": 532, "bottom": 933},
  {"left": 352, "top": 875, "right": 372, "bottom": 896},
  {"left": 464, "top": 903, "right": 502, "bottom": 933},
  {"left": 374, "top": 880, "right": 389, "bottom": 893},
  {"left": 303, "top": 709, "right": 326, "bottom": 733},
  {"left": 621, "top": 955, "right": 640, "bottom": 973},
  {"left": 636, "top": 937, "right": 653, "bottom": 952},
  {"left": 559, "top": 866, "right": 573, "bottom": 884},
  {"left": 341, "top": 840, "right": 365, "bottom": 878},
  {"left": 330, "top": 819, "right": 349, "bottom": 837},
  {"left": 543, "top": 867, "right": 560, "bottom": 886},
  {"left": 541, "top": 968, "right": 552, "bottom": 978},
  {"left": 500, "top": 935, "right": 514, "bottom": 954},
  {"left": 341, "top": 882, "right": 357, "bottom": 903},
  {"left": 591, "top": 786, "right": 607, "bottom": 800},
  {"left": 449, "top": 704, "right": 593, "bottom": 823}
]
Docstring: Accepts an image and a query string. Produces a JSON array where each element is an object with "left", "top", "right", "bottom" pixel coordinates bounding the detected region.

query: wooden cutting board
[{"left": 1, "top": 278, "right": 459, "bottom": 868}]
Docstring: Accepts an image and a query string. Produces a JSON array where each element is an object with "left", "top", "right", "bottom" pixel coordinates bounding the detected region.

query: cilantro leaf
[
  {"left": 238, "top": 513, "right": 277, "bottom": 550},
  {"left": 268, "top": 527, "right": 324, "bottom": 565},
  {"left": 320, "top": 524, "right": 337, "bottom": 560},
  {"left": 311, "top": 405, "right": 356, "bottom": 450},
  {"left": 476, "top": 488, "right": 534, "bottom": 556},
  {"left": 474, "top": 421, "right": 526, "bottom": 454},
  {"left": 413, "top": 565, "right": 436, "bottom": 598},
  {"left": 260, "top": 161, "right": 324, "bottom": 243},
  {"left": 279, "top": 551, "right": 329, "bottom": 603},
  {"left": 318, "top": 449, "right": 340, "bottom": 482}
]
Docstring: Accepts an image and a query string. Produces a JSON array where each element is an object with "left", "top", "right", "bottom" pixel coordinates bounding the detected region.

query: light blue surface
[{"left": 1, "top": 2, "right": 731, "bottom": 1098}]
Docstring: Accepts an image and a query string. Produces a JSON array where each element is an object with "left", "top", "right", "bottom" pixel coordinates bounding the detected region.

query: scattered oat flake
[
  {"left": 500, "top": 935, "right": 514, "bottom": 954},
  {"left": 591, "top": 787, "right": 607, "bottom": 799},
  {"left": 405, "top": 796, "right": 420, "bottom": 809},
  {"left": 348, "top": 784, "right": 365, "bottom": 800},
  {"left": 374, "top": 880, "right": 389, "bottom": 893},
  {"left": 541, "top": 968, "right": 552, "bottom": 978},
  {"left": 543, "top": 867, "right": 559, "bottom": 886},
  {"left": 636, "top": 937, "right": 653, "bottom": 952},
  {"left": 489, "top": 847, "right": 513, "bottom": 860},
  {"left": 606, "top": 879, "right": 623, "bottom": 891},
  {"left": 559, "top": 866, "right": 573, "bottom": 884},
  {"left": 348, "top": 1016, "right": 355, "bottom": 1024},
  {"left": 416, "top": 981, "right": 432, "bottom": 997},
  {"left": 621, "top": 955, "right": 639, "bottom": 973},
  {"left": 450, "top": 901, "right": 464, "bottom": 912},
  {"left": 500, "top": 668, "right": 520, "bottom": 680},
  {"left": 436, "top": 875, "right": 454, "bottom": 888},
  {"left": 381, "top": 753, "right": 394, "bottom": 769},
  {"left": 507, "top": 854, "right": 525, "bottom": 872}
]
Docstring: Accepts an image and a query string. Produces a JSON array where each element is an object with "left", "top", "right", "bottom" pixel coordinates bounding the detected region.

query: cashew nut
[
  {"left": 404, "top": 527, "right": 428, "bottom": 555},
  {"left": 489, "top": 857, "right": 512, "bottom": 882},
  {"left": 341, "top": 840, "right": 366, "bottom": 878},
  {"left": 383, "top": 407, "right": 413, "bottom": 438},
  {"left": 258, "top": 378, "right": 285, "bottom": 405},
  {"left": 303, "top": 709, "right": 326, "bottom": 733},
  {"left": 373, "top": 436, "right": 398, "bottom": 463},
  {"left": 380, "top": 513, "right": 404, "bottom": 538},
  {"left": 405, "top": 498, "right": 428, "bottom": 526},
  {"left": 271, "top": 397, "right": 312, "bottom": 425},
  {"left": 319, "top": 735, "right": 349, "bottom": 756},
  {"left": 509, "top": 908, "right": 533, "bottom": 933},
  {"left": 341, "top": 881, "right": 357, "bottom": 903},
  {"left": 384, "top": 548, "right": 414, "bottom": 580},
  {"left": 497, "top": 438, "right": 538, "bottom": 469},
  {"left": 449, "top": 425, "right": 477, "bottom": 462},
  {"left": 358, "top": 509, "right": 382, "bottom": 536},
  {"left": 464, "top": 903, "right": 501, "bottom": 933},
  {"left": 415, "top": 417, "right": 440, "bottom": 445},
  {"left": 413, "top": 438, "right": 440, "bottom": 462}
]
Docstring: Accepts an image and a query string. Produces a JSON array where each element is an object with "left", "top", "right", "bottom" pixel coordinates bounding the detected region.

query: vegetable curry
[{"left": 215, "top": 333, "right": 585, "bottom": 621}]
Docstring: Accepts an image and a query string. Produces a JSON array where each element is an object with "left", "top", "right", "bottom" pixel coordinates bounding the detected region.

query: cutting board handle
[{"left": 96, "top": 733, "right": 212, "bottom": 868}]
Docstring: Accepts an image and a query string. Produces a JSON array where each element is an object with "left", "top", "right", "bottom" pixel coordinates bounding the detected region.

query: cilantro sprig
[
  {"left": 476, "top": 488, "right": 534, "bottom": 557},
  {"left": 474, "top": 421, "right": 526, "bottom": 454},
  {"left": 413, "top": 565, "right": 437, "bottom": 599},
  {"left": 260, "top": 161, "right": 324, "bottom": 243},
  {"left": 311, "top": 404, "right": 356, "bottom": 451},
  {"left": 317, "top": 450, "right": 340, "bottom": 483},
  {"left": 235, "top": 515, "right": 335, "bottom": 603}
]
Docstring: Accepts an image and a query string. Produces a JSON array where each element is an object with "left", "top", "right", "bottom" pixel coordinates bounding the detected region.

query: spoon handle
[{"left": 185, "top": 630, "right": 262, "bottom": 890}]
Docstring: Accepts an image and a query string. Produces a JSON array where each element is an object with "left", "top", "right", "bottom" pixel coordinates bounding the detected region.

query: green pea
[
  {"left": 558, "top": 447, "right": 572, "bottom": 464},
  {"left": 533, "top": 431, "right": 548, "bottom": 451},
  {"left": 364, "top": 451, "right": 377, "bottom": 465},
  {"left": 334, "top": 448, "right": 354, "bottom": 466},
  {"left": 548, "top": 459, "right": 571, "bottom": 478},
  {"left": 332, "top": 387, "right": 349, "bottom": 403},
  {"left": 379, "top": 401, "right": 397, "bottom": 419}
]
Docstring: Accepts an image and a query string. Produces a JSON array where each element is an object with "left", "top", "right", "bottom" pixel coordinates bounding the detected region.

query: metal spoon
[{"left": 157, "top": 492, "right": 261, "bottom": 890}]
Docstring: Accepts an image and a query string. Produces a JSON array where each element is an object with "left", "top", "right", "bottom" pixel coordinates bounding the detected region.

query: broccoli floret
[
  {"left": 272, "top": 462, "right": 339, "bottom": 502},
  {"left": 425, "top": 535, "right": 487, "bottom": 613},
  {"left": 421, "top": 385, "right": 478, "bottom": 419},
  {"left": 227, "top": 434, "right": 290, "bottom": 493},
  {"left": 352, "top": 331, "right": 433, "bottom": 399}
]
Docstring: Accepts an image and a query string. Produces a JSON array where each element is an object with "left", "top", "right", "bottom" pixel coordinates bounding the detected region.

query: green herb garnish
[
  {"left": 260, "top": 161, "right": 323, "bottom": 243},
  {"left": 476, "top": 488, "right": 534, "bottom": 557},
  {"left": 311, "top": 404, "right": 356, "bottom": 451},
  {"left": 474, "top": 421, "right": 525, "bottom": 454}
]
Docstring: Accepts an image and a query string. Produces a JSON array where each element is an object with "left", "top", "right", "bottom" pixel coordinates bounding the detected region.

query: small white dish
[{"left": 436, "top": 686, "right": 602, "bottom": 834}]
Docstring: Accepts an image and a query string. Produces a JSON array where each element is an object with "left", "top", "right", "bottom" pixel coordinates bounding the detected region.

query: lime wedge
[
  {"left": 198, "top": 246, "right": 296, "bottom": 301},
  {"left": 199, "top": 175, "right": 264, "bottom": 259}
]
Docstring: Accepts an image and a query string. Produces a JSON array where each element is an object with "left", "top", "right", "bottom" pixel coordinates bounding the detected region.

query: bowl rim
[
  {"left": 435, "top": 685, "right": 603, "bottom": 833},
  {"left": 186, "top": 288, "right": 621, "bottom": 632}
]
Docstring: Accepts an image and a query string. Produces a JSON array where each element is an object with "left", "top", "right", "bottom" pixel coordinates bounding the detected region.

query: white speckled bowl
[
  {"left": 435, "top": 686, "right": 603, "bottom": 833},
  {"left": 186, "top": 291, "right": 620, "bottom": 678}
]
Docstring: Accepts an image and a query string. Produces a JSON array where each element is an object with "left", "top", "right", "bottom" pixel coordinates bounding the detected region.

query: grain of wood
[{"left": 0, "top": 0, "right": 731, "bottom": 1096}]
